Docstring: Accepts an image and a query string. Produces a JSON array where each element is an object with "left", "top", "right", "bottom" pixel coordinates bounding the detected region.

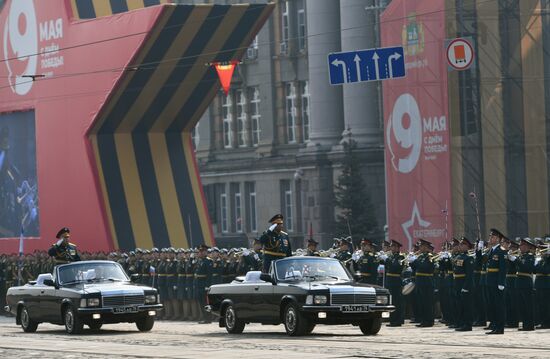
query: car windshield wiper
[
  {"left": 303, "top": 274, "right": 341, "bottom": 281},
  {"left": 62, "top": 280, "right": 83, "bottom": 285}
]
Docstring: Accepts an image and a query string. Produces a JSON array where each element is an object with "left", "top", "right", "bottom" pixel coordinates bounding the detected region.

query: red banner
[{"left": 381, "top": 0, "right": 451, "bottom": 251}]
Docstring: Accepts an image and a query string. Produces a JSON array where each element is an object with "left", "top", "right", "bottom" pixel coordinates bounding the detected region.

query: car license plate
[
  {"left": 341, "top": 304, "right": 369, "bottom": 313},
  {"left": 113, "top": 306, "right": 139, "bottom": 314}
]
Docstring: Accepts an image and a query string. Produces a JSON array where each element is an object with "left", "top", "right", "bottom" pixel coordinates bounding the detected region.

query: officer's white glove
[
  {"left": 173, "top": 286, "right": 177, "bottom": 291},
  {"left": 508, "top": 255, "right": 517, "bottom": 262},
  {"left": 352, "top": 253, "right": 360, "bottom": 262},
  {"left": 461, "top": 288, "right": 469, "bottom": 293},
  {"left": 477, "top": 241, "right": 484, "bottom": 251},
  {"left": 498, "top": 285, "right": 505, "bottom": 290},
  {"left": 56, "top": 239, "right": 64, "bottom": 246},
  {"left": 535, "top": 257, "right": 541, "bottom": 265},
  {"left": 253, "top": 253, "right": 259, "bottom": 261},
  {"left": 407, "top": 254, "right": 416, "bottom": 263},
  {"left": 268, "top": 223, "right": 278, "bottom": 232},
  {"left": 242, "top": 249, "right": 250, "bottom": 256},
  {"left": 329, "top": 253, "right": 336, "bottom": 258},
  {"left": 379, "top": 254, "right": 388, "bottom": 261},
  {"left": 405, "top": 266, "right": 412, "bottom": 272}
]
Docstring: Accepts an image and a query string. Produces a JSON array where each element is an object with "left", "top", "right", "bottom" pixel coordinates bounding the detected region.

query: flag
[{"left": 213, "top": 61, "right": 238, "bottom": 96}]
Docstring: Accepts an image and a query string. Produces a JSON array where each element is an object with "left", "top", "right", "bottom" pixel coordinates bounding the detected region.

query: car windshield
[
  {"left": 274, "top": 258, "right": 352, "bottom": 282},
  {"left": 58, "top": 262, "right": 128, "bottom": 284}
]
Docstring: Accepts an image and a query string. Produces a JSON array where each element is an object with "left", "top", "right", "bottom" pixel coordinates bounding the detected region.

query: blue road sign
[{"left": 328, "top": 46, "right": 406, "bottom": 85}]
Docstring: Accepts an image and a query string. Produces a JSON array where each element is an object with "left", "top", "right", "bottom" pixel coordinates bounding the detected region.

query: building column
[
  {"left": 305, "top": 0, "right": 344, "bottom": 150},
  {"left": 340, "top": 0, "right": 381, "bottom": 146}
]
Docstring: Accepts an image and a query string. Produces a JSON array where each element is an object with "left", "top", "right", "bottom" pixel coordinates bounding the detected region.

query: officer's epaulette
[
  {"left": 368, "top": 252, "right": 374, "bottom": 256},
  {"left": 206, "top": 257, "right": 213, "bottom": 261},
  {"left": 280, "top": 230, "right": 288, "bottom": 235}
]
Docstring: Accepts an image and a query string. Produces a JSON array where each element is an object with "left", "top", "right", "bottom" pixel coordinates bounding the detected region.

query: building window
[
  {"left": 301, "top": 81, "right": 310, "bottom": 142},
  {"left": 281, "top": 180, "right": 293, "bottom": 232},
  {"left": 222, "top": 93, "right": 233, "bottom": 148},
  {"left": 250, "top": 87, "right": 261, "bottom": 147},
  {"left": 235, "top": 191, "right": 242, "bottom": 233},
  {"left": 245, "top": 182, "right": 257, "bottom": 233},
  {"left": 236, "top": 89, "right": 247, "bottom": 147},
  {"left": 220, "top": 192, "right": 228, "bottom": 233},
  {"left": 280, "top": 0, "right": 290, "bottom": 53},
  {"left": 297, "top": 0, "right": 306, "bottom": 52},
  {"left": 247, "top": 35, "right": 258, "bottom": 59},
  {"left": 285, "top": 82, "right": 297, "bottom": 143}
]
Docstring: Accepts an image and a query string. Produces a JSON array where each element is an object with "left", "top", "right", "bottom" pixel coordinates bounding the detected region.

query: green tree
[{"left": 334, "top": 139, "right": 378, "bottom": 240}]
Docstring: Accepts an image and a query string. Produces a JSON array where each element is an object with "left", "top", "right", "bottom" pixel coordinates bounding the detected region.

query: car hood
[
  {"left": 287, "top": 281, "right": 385, "bottom": 293},
  {"left": 64, "top": 282, "right": 151, "bottom": 295}
]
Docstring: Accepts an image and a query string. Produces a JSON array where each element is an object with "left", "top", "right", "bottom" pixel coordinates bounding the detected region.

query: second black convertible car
[
  {"left": 4, "top": 260, "right": 162, "bottom": 334},
  {"left": 206, "top": 257, "right": 395, "bottom": 336}
]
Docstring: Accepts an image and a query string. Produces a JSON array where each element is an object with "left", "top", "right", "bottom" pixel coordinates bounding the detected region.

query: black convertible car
[
  {"left": 206, "top": 257, "right": 395, "bottom": 336},
  {"left": 4, "top": 260, "right": 162, "bottom": 334}
]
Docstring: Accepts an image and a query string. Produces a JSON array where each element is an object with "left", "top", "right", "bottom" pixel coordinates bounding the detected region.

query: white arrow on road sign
[
  {"left": 331, "top": 59, "right": 349, "bottom": 83},
  {"left": 372, "top": 52, "right": 380, "bottom": 80},
  {"left": 354, "top": 54, "right": 362, "bottom": 82},
  {"left": 387, "top": 52, "right": 402, "bottom": 78}
]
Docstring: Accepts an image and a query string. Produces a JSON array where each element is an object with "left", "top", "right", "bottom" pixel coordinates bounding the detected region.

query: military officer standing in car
[
  {"left": 259, "top": 214, "right": 292, "bottom": 273},
  {"left": 48, "top": 227, "right": 81, "bottom": 263},
  {"left": 305, "top": 238, "right": 320, "bottom": 256}
]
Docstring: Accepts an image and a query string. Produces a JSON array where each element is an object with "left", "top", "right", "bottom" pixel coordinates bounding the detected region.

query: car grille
[
  {"left": 102, "top": 294, "right": 144, "bottom": 307},
  {"left": 331, "top": 293, "right": 376, "bottom": 305}
]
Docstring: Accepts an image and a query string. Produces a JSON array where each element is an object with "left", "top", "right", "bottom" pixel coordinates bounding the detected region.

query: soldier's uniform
[
  {"left": 453, "top": 237, "right": 475, "bottom": 331},
  {"left": 259, "top": 214, "right": 292, "bottom": 273},
  {"left": 194, "top": 245, "right": 213, "bottom": 323},
  {"left": 505, "top": 241, "right": 519, "bottom": 328},
  {"left": 515, "top": 238, "right": 536, "bottom": 331},
  {"left": 534, "top": 245, "right": 550, "bottom": 329},
  {"left": 410, "top": 239, "right": 435, "bottom": 327},
  {"left": 47, "top": 227, "right": 81, "bottom": 263},
  {"left": 176, "top": 253, "right": 188, "bottom": 319},
  {"left": 157, "top": 253, "right": 168, "bottom": 319},
  {"left": 485, "top": 228, "right": 507, "bottom": 334},
  {"left": 438, "top": 243, "right": 455, "bottom": 326},
  {"left": 305, "top": 238, "right": 320, "bottom": 257},
  {"left": 210, "top": 249, "right": 224, "bottom": 285},
  {"left": 356, "top": 252, "right": 378, "bottom": 285},
  {"left": 384, "top": 240, "right": 405, "bottom": 327},
  {"left": 473, "top": 243, "right": 488, "bottom": 326}
]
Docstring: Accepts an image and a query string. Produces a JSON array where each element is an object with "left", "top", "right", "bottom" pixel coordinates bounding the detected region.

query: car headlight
[
  {"left": 376, "top": 295, "right": 389, "bottom": 305},
  {"left": 314, "top": 295, "right": 327, "bottom": 305},
  {"left": 80, "top": 298, "right": 100, "bottom": 307},
  {"left": 145, "top": 294, "right": 157, "bottom": 304}
]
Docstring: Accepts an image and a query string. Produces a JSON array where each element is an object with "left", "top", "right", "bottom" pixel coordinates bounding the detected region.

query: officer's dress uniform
[
  {"left": 485, "top": 244, "right": 507, "bottom": 333},
  {"left": 410, "top": 253, "right": 435, "bottom": 326},
  {"left": 259, "top": 229, "right": 292, "bottom": 273},
  {"left": 356, "top": 251, "right": 378, "bottom": 285},
  {"left": 166, "top": 258, "right": 179, "bottom": 319},
  {"left": 176, "top": 259, "right": 187, "bottom": 319},
  {"left": 385, "top": 252, "right": 405, "bottom": 326},
  {"left": 194, "top": 256, "right": 212, "bottom": 322},
  {"left": 473, "top": 247, "right": 487, "bottom": 326},
  {"left": 515, "top": 252, "right": 535, "bottom": 330},
  {"left": 157, "top": 259, "right": 168, "bottom": 318},
  {"left": 211, "top": 258, "right": 224, "bottom": 285},
  {"left": 438, "top": 255, "right": 454, "bottom": 325},
  {"left": 505, "top": 254, "right": 519, "bottom": 327},
  {"left": 453, "top": 251, "right": 474, "bottom": 330},
  {"left": 534, "top": 254, "right": 550, "bottom": 328},
  {"left": 48, "top": 242, "right": 81, "bottom": 263}
]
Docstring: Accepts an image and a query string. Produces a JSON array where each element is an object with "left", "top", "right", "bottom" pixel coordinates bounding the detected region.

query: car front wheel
[
  {"left": 359, "top": 315, "right": 382, "bottom": 335},
  {"left": 136, "top": 315, "right": 155, "bottom": 332},
  {"left": 283, "top": 303, "right": 309, "bottom": 336},
  {"left": 224, "top": 305, "right": 245, "bottom": 334},
  {"left": 64, "top": 305, "right": 84, "bottom": 334},
  {"left": 20, "top": 306, "right": 38, "bottom": 333}
]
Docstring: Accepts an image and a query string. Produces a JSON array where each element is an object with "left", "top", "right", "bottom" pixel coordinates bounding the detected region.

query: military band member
[
  {"left": 485, "top": 228, "right": 507, "bottom": 334},
  {"left": 534, "top": 242, "right": 550, "bottom": 329},
  {"left": 503, "top": 238, "right": 519, "bottom": 328},
  {"left": 47, "top": 227, "right": 81, "bottom": 263},
  {"left": 409, "top": 238, "right": 435, "bottom": 327},
  {"left": 439, "top": 239, "right": 457, "bottom": 327},
  {"left": 355, "top": 238, "right": 378, "bottom": 285},
  {"left": 384, "top": 240, "right": 405, "bottom": 327},
  {"left": 259, "top": 214, "right": 292, "bottom": 273},
  {"left": 454, "top": 237, "right": 474, "bottom": 331},
  {"left": 306, "top": 238, "right": 320, "bottom": 257},
  {"left": 515, "top": 237, "right": 536, "bottom": 331},
  {"left": 473, "top": 239, "right": 488, "bottom": 327}
]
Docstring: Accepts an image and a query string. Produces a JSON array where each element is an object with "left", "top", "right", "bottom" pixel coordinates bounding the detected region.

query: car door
[{"left": 250, "top": 281, "right": 275, "bottom": 322}]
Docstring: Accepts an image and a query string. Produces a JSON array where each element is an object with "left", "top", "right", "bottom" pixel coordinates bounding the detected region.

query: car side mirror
[
  {"left": 43, "top": 279, "right": 55, "bottom": 287},
  {"left": 260, "top": 273, "right": 274, "bottom": 284},
  {"left": 130, "top": 274, "right": 141, "bottom": 282}
]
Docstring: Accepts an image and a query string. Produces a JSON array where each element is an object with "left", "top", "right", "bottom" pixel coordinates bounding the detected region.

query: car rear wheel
[
  {"left": 224, "top": 305, "right": 245, "bottom": 334},
  {"left": 88, "top": 321, "right": 103, "bottom": 331},
  {"left": 283, "top": 303, "right": 309, "bottom": 336},
  {"left": 136, "top": 315, "right": 155, "bottom": 332},
  {"left": 64, "top": 305, "right": 84, "bottom": 334},
  {"left": 20, "top": 306, "right": 38, "bottom": 333},
  {"left": 359, "top": 315, "right": 382, "bottom": 335}
]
